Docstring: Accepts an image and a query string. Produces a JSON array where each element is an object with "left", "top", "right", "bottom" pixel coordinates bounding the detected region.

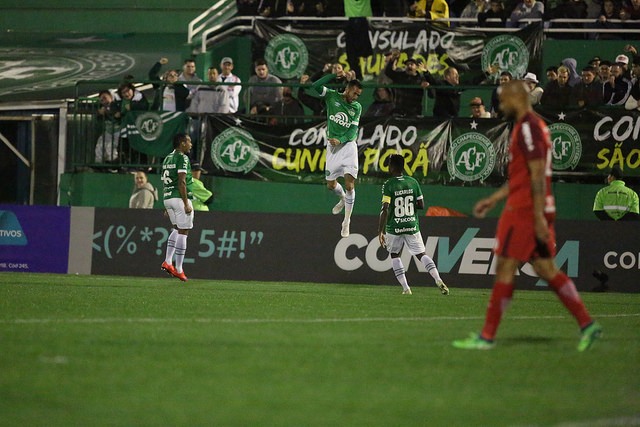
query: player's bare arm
[
  {"left": 473, "top": 183, "right": 509, "bottom": 218},
  {"left": 328, "top": 137, "right": 341, "bottom": 146},
  {"left": 528, "top": 158, "right": 549, "bottom": 242},
  {"left": 378, "top": 202, "right": 389, "bottom": 248},
  {"left": 178, "top": 172, "right": 192, "bottom": 214}
]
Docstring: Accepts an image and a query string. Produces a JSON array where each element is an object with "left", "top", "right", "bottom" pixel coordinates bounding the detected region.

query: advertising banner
[
  {"left": 0, "top": 204, "right": 70, "bottom": 273},
  {"left": 253, "top": 20, "right": 543, "bottom": 82},
  {"left": 201, "top": 108, "right": 640, "bottom": 186},
  {"left": 90, "top": 209, "right": 639, "bottom": 293}
]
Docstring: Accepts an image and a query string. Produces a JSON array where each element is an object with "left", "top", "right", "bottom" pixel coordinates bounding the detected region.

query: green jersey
[
  {"left": 382, "top": 175, "right": 424, "bottom": 235},
  {"left": 593, "top": 180, "right": 639, "bottom": 220},
  {"left": 161, "top": 150, "right": 194, "bottom": 201},
  {"left": 344, "top": 0, "right": 372, "bottom": 17},
  {"left": 311, "top": 73, "right": 362, "bottom": 144}
]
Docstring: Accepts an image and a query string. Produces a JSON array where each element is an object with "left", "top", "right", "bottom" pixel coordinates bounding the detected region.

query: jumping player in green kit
[{"left": 311, "top": 69, "right": 363, "bottom": 238}]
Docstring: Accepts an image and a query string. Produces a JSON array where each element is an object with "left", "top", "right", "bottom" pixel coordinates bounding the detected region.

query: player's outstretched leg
[
  {"left": 392, "top": 257, "right": 411, "bottom": 295},
  {"left": 173, "top": 234, "right": 189, "bottom": 282},
  {"left": 420, "top": 254, "right": 449, "bottom": 295},
  {"left": 331, "top": 182, "right": 346, "bottom": 215}
]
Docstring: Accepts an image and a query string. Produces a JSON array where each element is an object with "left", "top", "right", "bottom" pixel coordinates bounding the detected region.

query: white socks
[
  {"left": 174, "top": 234, "right": 188, "bottom": 273},
  {"left": 421, "top": 255, "right": 442, "bottom": 283},
  {"left": 165, "top": 229, "right": 179, "bottom": 264},
  {"left": 392, "top": 258, "right": 410, "bottom": 292},
  {"left": 332, "top": 183, "right": 345, "bottom": 199},
  {"left": 344, "top": 189, "right": 355, "bottom": 219}
]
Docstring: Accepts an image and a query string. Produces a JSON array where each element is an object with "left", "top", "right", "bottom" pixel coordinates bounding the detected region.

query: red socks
[
  {"left": 481, "top": 282, "right": 514, "bottom": 341},
  {"left": 548, "top": 272, "right": 592, "bottom": 329}
]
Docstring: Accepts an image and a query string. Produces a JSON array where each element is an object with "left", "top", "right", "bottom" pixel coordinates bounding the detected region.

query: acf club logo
[
  {"left": 0, "top": 48, "right": 135, "bottom": 96},
  {"left": 481, "top": 35, "right": 529, "bottom": 79},
  {"left": 211, "top": 128, "right": 260, "bottom": 174},
  {"left": 447, "top": 132, "right": 497, "bottom": 182},
  {"left": 264, "top": 34, "right": 309, "bottom": 79},
  {"left": 549, "top": 123, "right": 582, "bottom": 170},
  {"left": 135, "top": 112, "right": 164, "bottom": 141}
]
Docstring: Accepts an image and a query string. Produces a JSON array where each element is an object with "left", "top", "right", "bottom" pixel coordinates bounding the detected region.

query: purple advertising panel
[{"left": 0, "top": 204, "right": 70, "bottom": 273}]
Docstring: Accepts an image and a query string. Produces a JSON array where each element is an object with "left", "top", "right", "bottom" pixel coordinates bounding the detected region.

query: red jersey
[{"left": 506, "top": 111, "right": 555, "bottom": 214}]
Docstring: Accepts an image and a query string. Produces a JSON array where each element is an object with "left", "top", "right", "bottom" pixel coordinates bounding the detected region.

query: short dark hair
[
  {"left": 388, "top": 154, "right": 405, "bottom": 172},
  {"left": 599, "top": 60, "right": 612, "bottom": 67},
  {"left": 98, "top": 89, "right": 112, "bottom": 97},
  {"left": 500, "top": 71, "right": 513, "bottom": 79},
  {"left": 582, "top": 66, "right": 596, "bottom": 73},
  {"left": 173, "top": 133, "right": 190, "bottom": 149},
  {"left": 609, "top": 166, "right": 623, "bottom": 180},
  {"left": 254, "top": 58, "right": 267, "bottom": 68},
  {"left": 184, "top": 59, "right": 196, "bottom": 64},
  {"left": 347, "top": 79, "right": 362, "bottom": 90},
  {"left": 546, "top": 66, "right": 558, "bottom": 73}
]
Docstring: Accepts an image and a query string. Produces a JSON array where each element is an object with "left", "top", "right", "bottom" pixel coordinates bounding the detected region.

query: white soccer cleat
[
  {"left": 332, "top": 197, "right": 345, "bottom": 215},
  {"left": 437, "top": 279, "right": 449, "bottom": 295},
  {"left": 340, "top": 218, "right": 350, "bottom": 238},
  {"left": 402, "top": 289, "right": 412, "bottom": 295}
]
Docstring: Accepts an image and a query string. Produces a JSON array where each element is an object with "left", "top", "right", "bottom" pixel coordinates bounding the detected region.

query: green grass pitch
[{"left": 1, "top": 273, "right": 638, "bottom": 426}]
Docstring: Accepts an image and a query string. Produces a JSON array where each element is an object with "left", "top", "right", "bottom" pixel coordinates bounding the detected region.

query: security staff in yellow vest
[{"left": 593, "top": 166, "right": 639, "bottom": 221}]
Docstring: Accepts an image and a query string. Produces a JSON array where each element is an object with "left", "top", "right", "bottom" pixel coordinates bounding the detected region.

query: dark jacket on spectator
[
  {"left": 574, "top": 80, "right": 603, "bottom": 108},
  {"left": 148, "top": 62, "right": 190, "bottom": 112},
  {"left": 425, "top": 73, "right": 462, "bottom": 118},
  {"left": 384, "top": 61, "right": 426, "bottom": 116},
  {"left": 541, "top": 80, "right": 573, "bottom": 107}
]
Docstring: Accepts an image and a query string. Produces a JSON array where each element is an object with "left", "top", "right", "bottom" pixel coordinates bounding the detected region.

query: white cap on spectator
[
  {"left": 220, "top": 57, "right": 233, "bottom": 66},
  {"left": 523, "top": 72, "right": 538, "bottom": 83},
  {"left": 615, "top": 54, "right": 629, "bottom": 65}
]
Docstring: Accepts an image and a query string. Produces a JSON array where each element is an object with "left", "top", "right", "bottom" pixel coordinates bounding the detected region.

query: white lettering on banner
[
  {"left": 288, "top": 124, "right": 418, "bottom": 147},
  {"left": 593, "top": 115, "right": 640, "bottom": 142},
  {"left": 604, "top": 251, "right": 640, "bottom": 269},
  {"left": 334, "top": 233, "right": 579, "bottom": 279},
  {"left": 336, "top": 30, "right": 455, "bottom": 52}
]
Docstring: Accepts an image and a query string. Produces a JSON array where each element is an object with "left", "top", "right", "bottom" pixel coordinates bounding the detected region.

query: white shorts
[
  {"left": 385, "top": 232, "right": 425, "bottom": 256},
  {"left": 164, "top": 198, "right": 194, "bottom": 230},
  {"left": 325, "top": 140, "right": 358, "bottom": 181}
]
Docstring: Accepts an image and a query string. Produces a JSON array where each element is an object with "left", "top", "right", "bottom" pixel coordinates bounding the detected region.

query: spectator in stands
[
  {"left": 478, "top": 0, "right": 508, "bottom": 27},
  {"left": 258, "top": 0, "right": 287, "bottom": 16},
  {"left": 575, "top": 66, "right": 603, "bottom": 108},
  {"left": 598, "top": 60, "right": 612, "bottom": 83},
  {"left": 247, "top": 59, "right": 283, "bottom": 115},
  {"left": 562, "top": 58, "right": 582, "bottom": 88},
  {"left": 460, "top": 0, "right": 490, "bottom": 24},
  {"left": 113, "top": 83, "right": 149, "bottom": 120},
  {"left": 615, "top": 54, "right": 631, "bottom": 79},
  {"left": 589, "top": 56, "right": 601, "bottom": 68},
  {"left": 364, "top": 87, "right": 395, "bottom": 117},
  {"left": 490, "top": 71, "right": 512, "bottom": 119},
  {"left": 408, "top": 0, "right": 451, "bottom": 26},
  {"left": 217, "top": 57, "right": 242, "bottom": 113},
  {"left": 546, "top": 66, "right": 559, "bottom": 84},
  {"left": 469, "top": 97, "right": 491, "bottom": 118},
  {"left": 95, "top": 90, "right": 120, "bottom": 165},
  {"left": 624, "top": 56, "right": 640, "bottom": 111},
  {"left": 149, "top": 58, "right": 190, "bottom": 112},
  {"left": 178, "top": 59, "right": 202, "bottom": 99},
  {"left": 425, "top": 67, "right": 462, "bottom": 118},
  {"left": 524, "top": 72, "right": 544, "bottom": 105},
  {"left": 541, "top": 66, "right": 573, "bottom": 107},
  {"left": 508, "top": 0, "right": 544, "bottom": 27},
  {"left": 129, "top": 171, "right": 157, "bottom": 209},
  {"left": 596, "top": 0, "right": 623, "bottom": 38},
  {"left": 620, "top": 0, "right": 640, "bottom": 21},
  {"left": 547, "top": 0, "right": 588, "bottom": 37},
  {"left": 269, "top": 85, "right": 305, "bottom": 125},
  {"left": 237, "top": 0, "right": 259, "bottom": 15},
  {"left": 384, "top": 53, "right": 427, "bottom": 116},
  {"left": 604, "top": 63, "right": 632, "bottom": 105},
  {"left": 187, "top": 67, "right": 230, "bottom": 114}
]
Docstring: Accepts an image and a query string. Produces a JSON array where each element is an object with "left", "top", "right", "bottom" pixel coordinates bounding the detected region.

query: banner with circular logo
[
  {"left": 481, "top": 35, "right": 529, "bottom": 80},
  {"left": 549, "top": 123, "right": 582, "bottom": 170},
  {"left": 211, "top": 128, "right": 260, "bottom": 174},
  {"left": 264, "top": 34, "right": 309, "bottom": 79},
  {"left": 447, "top": 132, "right": 497, "bottom": 182}
]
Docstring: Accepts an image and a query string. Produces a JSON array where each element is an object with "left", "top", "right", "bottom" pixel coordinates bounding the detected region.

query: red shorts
[{"left": 494, "top": 207, "right": 556, "bottom": 262}]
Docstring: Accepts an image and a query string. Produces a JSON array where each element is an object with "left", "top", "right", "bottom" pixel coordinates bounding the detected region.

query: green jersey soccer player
[
  {"left": 378, "top": 154, "right": 449, "bottom": 296},
  {"left": 311, "top": 70, "right": 362, "bottom": 238},
  {"left": 160, "top": 133, "right": 194, "bottom": 282}
]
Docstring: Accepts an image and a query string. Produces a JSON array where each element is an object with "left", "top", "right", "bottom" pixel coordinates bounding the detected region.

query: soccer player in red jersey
[{"left": 453, "top": 81, "right": 602, "bottom": 351}]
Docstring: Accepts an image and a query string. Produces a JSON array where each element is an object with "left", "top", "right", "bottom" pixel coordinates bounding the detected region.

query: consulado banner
[
  {"left": 252, "top": 19, "right": 544, "bottom": 83},
  {"left": 200, "top": 108, "right": 640, "bottom": 186}
]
